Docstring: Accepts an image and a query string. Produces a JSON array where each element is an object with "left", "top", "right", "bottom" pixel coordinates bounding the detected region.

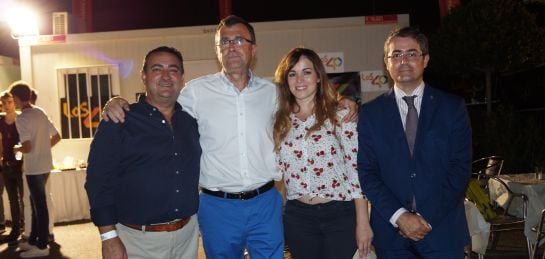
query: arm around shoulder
[{"left": 102, "top": 97, "right": 130, "bottom": 123}]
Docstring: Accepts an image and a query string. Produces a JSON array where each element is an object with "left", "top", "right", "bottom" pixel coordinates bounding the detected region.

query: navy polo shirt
[{"left": 85, "top": 97, "right": 201, "bottom": 226}]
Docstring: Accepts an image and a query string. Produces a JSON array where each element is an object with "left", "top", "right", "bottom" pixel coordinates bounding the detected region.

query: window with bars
[{"left": 57, "top": 65, "right": 120, "bottom": 139}]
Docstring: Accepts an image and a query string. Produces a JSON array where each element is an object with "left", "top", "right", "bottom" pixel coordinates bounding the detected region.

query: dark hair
[
  {"left": 142, "top": 46, "right": 184, "bottom": 73},
  {"left": 383, "top": 26, "right": 429, "bottom": 56},
  {"left": 30, "top": 89, "right": 38, "bottom": 103},
  {"left": 216, "top": 15, "right": 256, "bottom": 44},
  {"left": 1, "top": 91, "right": 12, "bottom": 100},
  {"left": 8, "top": 81, "right": 32, "bottom": 102}
]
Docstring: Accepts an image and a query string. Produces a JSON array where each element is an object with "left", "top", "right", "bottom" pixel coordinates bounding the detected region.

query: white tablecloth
[
  {"left": 465, "top": 200, "right": 490, "bottom": 255},
  {"left": 488, "top": 173, "right": 545, "bottom": 243},
  {"left": 1, "top": 169, "right": 90, "bottom": 223}
]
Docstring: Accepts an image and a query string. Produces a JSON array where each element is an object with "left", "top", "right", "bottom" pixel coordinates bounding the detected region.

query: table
[
  {"left": 1, "top": 169, "right": 90, "bottom": 223},
  {"left": 488, "top": 173, "right": 545, "bottom": 243}
]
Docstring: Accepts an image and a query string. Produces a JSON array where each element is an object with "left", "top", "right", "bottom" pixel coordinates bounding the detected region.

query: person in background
[
  {"left": 273, "top": 47, "right": 373, "bottom": 259},
  {"left": 102, "top": 15, "right": 358, "bottom": 258},
  {"left": 10, "top": 81, "right": 61, "bottom": 258},
  {"left": 85, "top": 46, "right": 201, "bottom": 259},
  {"left": 0, "top": 91, "right": 24, "bottom": 245},
  {"left": 20, "top": 88, "right": 56, "bottom": 244},
  {"left": 357, "top": 26, "right": 472, "bottom": 258}
]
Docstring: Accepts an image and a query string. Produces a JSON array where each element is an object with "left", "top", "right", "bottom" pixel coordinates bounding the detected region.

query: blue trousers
[
  {"left": 198, "top": 188, "right": 284, "bottom": 259},
  {"left": 26, "top": 173, "right": 50, "bottom": 249},
  {"left": 284, "top": 199, "right": 357, "bottom": 259}
]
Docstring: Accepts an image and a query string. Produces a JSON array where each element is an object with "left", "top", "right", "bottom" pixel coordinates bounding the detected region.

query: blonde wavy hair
[{"left": 273, "top": 47, "right": 338, "bottom": 152}]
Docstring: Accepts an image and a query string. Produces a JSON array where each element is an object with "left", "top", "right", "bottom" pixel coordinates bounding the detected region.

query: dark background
[{"left": 0, "top": 0, "right": 440, "bottom": 59}]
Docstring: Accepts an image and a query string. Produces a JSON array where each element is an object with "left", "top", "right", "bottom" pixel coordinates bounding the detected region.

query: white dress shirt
[
  {"left": 179, "top": 71, "right": 281, "bottom": 192},
  {"left": 389, "top": 82, "right": 425, "bottom": 227}
]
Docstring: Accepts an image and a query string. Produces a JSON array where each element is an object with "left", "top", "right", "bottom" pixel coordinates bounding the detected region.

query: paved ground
[{"left": 0, "top": 220, "right": 537, "bottom": 258}]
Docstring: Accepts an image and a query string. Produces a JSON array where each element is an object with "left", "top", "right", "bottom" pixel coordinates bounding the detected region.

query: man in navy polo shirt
[{"left": 85, "top": 46, "right": 201, "bottom": 259}]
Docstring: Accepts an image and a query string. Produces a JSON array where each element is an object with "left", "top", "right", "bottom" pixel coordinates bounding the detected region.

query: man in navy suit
[{"left": 357, "top": 27, "right": 472, "bottom": 258}]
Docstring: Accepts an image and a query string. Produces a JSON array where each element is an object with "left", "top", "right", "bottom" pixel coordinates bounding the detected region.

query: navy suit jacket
[{"left": 357, "top": 84, "right": 472, "bottom": 250}]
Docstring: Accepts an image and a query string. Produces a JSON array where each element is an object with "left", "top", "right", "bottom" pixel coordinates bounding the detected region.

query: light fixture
[{"left": 7, "top": 5, "right": 39, "bottom": 39}]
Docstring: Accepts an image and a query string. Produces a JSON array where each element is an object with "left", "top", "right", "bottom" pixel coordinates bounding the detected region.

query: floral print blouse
[{"left": 277, "top": 109, "right": 363, "bottom": 201}]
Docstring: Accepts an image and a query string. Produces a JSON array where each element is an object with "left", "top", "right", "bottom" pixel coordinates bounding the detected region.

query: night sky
[{"left": 0, "top": 0, "right": 440, "bottom": 58}]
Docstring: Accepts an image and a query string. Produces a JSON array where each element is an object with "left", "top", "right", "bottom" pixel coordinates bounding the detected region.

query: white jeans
[{"left": 116, "top": 215, "right": 199, "bottom": 259}]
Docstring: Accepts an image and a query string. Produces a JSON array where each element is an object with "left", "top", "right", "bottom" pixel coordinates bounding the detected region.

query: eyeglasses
[
  {"left": 386, "top": 51, "right": 424, "bottom": 61},
  {"left": 217, "top": 37, "right": 254, "bottom": 48}
]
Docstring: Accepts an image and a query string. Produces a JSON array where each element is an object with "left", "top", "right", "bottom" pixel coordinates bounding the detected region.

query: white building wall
[
  {"left": 19, "top": 15, "right": 409, "bottom": 164},
  {"left": 0, "top": 56, "right": 20, "bottom": 92}
]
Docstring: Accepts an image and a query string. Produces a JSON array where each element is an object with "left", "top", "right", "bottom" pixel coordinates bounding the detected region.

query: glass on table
[{"left": 535, "top": 166, "right": 544, "bottom": 180}]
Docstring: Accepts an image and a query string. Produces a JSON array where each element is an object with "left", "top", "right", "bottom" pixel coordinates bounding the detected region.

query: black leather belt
[{"left": 201, "top": 181, "right": 275, "bottom": 200}]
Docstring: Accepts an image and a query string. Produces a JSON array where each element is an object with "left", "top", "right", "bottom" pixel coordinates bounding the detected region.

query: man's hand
[
  {"left": 396, "top": 212, "right": 431, "bottom": 241},
  {"left": 338, "top": 98, "right": 358, "bottom": 122},
  {"left": 102, "top": 97, "right": 130, "bottom": 123},
  {"left": 102, "top": 237, "right": 128, "bottom": 259}
]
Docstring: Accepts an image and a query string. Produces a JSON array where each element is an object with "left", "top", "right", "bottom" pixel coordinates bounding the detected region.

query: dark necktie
[{"left": 402, "top": 95, "right": 418, "bottom": 155}]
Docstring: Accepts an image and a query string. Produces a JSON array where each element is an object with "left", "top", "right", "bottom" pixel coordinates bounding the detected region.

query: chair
[
  {"left": 530, "top": 208, "right": 545, "bottom": 259},
  {"left": 467, "top": 156, "right": 531, "bottom": 256},
  {"left": 472, "top": 155, "right": 504, "bottom": 179}
]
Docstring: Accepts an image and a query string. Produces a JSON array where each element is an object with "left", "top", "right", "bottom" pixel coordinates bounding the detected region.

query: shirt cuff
[{"left": 390, "top": 207, "right": 408, "bottom": 228}]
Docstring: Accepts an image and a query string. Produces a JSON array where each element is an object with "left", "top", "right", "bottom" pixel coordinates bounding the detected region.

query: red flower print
[
  {"left": 331, "top": 180, "right": 340, "bottom": 188},
  {"left": 308, "top": 159, "right": 314, "bottom": 165},
  {"left": 330, "top": 147, "right": 337, "bottom": 155},
  {"left": 313, "top": 167, "right": 324, "bottom": 176},
  {"left": 316, "top": 150, "right": 325, "bottom": 156},
  {"left": 294, "top": 150, "right": 303, "bottom": 158},
  {"left": 327, "top": 162, "right": 334, "bottom": 168},
  {"left": 312, "top": 134, "right": 322, "bottom": 141},
  {"left": 344, "top": 130, "right": 354, "bottom": 139}
]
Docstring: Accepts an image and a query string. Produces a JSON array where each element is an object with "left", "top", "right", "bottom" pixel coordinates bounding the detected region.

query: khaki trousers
[{"left": 116, "top": 215, "right": 199, "bottom": 259}]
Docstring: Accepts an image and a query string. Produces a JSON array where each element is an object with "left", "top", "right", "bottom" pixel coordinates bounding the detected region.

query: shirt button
[
  {"left": 410, "top": 173, "right": 416, "bottom": 178},
  {"left": 176, "top": 171, "right": 180, "bottom": 174},
  {"left": 162, "top": 120, "right": 166, "bottom": 124},
  {"left": 174, "top": 152, "right": 178, "bottom": 156},
  {"left": 174, "top": 208, "right": 179, "bottom": 212},
  {"left": 176, "top": 189, "right": 180, "bottom": 193},
  {"left": 149, "top": 113, "right": 152, "bottom": 116}
]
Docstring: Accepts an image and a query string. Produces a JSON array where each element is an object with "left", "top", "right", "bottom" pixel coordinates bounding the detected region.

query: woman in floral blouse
[{"left": 273, "top": 47, "right": 373, "bottom": 259}]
